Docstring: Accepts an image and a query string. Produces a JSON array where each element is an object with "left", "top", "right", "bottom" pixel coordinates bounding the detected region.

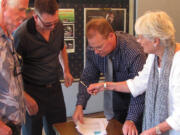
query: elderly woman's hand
[{"left": 87, "top": 82, "right": 105, "bottom": 95}]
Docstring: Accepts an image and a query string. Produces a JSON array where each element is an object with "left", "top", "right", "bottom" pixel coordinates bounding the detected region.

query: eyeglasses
[
  {"left": 88, "top": 39, "right": 106, "bottom": 51},
  {"left": 136, "top": 35, "right": 144, "bottom": 41},
  {"left": 136, "top": 34, "right": 152, "bottom": 42},
  {"left": 37, "top": 14, "right": 59, "bottom": 28}
]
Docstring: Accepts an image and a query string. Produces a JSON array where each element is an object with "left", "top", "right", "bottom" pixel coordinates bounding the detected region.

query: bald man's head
[{"left": 0, "top": 0, "right": 29, "bottom": 33}]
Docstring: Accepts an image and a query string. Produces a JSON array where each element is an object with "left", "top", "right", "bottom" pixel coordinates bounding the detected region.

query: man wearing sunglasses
[
  {"left": 14, "top": 0, "right": 73, "bottom": 135},
  {"left": 0, "top": 0, "right": 29, "bottom": 135}
]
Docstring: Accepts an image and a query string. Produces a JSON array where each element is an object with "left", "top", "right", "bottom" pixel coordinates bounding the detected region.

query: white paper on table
[{"left": 76, "top": 117, "right": 108, "bottom": 135}]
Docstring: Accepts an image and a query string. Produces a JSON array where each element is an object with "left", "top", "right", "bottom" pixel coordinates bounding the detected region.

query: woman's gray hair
[{"left": 135, "top": 11, "right": 176, "bottom": 47}]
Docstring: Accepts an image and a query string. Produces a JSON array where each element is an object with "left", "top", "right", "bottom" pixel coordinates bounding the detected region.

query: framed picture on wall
[
  {"left": 64, "top": 39, "right": 75, "bottom": 53},
  {"left": 84, "top": 8, "right": 126, "bottom": 32},
  {"left": 63, "top": 24, "right": 74, "bottom": 38},
  {"left": 58, "top": 8, "right": 75, "bottom": 23},
  {"left": 59, "top": 8, "right": 75, "bottom": 53}
]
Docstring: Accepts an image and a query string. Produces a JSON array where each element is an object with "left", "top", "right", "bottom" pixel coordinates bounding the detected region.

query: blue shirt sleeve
[
  {"left": 76, "top": 49, "right": 100, "bottom": 109},
  {"left": 126, "top": 93, "right": 145, "bottom": 123},
  {"left": 124, "top": 49, "right": 146, "bottom": 123}
]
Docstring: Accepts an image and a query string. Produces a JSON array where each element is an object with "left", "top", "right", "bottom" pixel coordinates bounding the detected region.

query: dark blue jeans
[{"left": 22, "top": 113, "right": 56, "bottom": 135}]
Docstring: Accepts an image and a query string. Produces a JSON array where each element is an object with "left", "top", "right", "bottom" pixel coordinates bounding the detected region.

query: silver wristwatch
[{"left": 155, "top": 126, "right": 162, "bottom": 135}]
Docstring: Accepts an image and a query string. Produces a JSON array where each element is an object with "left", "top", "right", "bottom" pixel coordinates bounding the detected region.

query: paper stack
[{"left": 76, "top": 117, "right": 108, "bottom": 135}]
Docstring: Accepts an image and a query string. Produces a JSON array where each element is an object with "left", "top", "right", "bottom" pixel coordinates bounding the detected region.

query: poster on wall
[
  {"left": 83, "top": 8, "right": 127, "bottom": 63},
  {"left": 64, "top": 39, "right": 75, "bottom": 53},
  {"left": 58, "top": 8, "right": 75, "bottom": 23},
  {"left": 64, "top": 24, "right": 75, "bottom": 38},
  {"left": 59, "top": 9, "right": 75, "bottom": 53},
  {"left": 84, "top": 8, "right": 126, "bottom": 33}
]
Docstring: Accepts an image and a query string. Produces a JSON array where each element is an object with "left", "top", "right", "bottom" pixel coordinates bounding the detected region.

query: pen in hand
[
  {"left": 79, "top": 81, "right": 96, "bottom": 95},
  {"left": 80, "top": 81, "right": 87, "bottom": 88}
]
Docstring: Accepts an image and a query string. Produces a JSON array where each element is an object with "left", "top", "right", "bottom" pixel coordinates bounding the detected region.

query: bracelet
[
  {"left": 104, "top": 82, "right": 107, "bottom": 89},
  {"left": 128, "top": 120, "right": 134, "bottom": 124},
  {"left": 155, "top": 126, "right": 162, "bottom": 135}
]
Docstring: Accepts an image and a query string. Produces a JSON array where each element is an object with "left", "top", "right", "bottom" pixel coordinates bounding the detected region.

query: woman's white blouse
[{"left": 127, "top": 52, "right": 180, "bottom": 134}]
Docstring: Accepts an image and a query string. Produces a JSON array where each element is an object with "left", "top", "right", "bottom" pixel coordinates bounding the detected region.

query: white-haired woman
[{"left": 87, "top": 11, "right": 180, "bottom": 135}]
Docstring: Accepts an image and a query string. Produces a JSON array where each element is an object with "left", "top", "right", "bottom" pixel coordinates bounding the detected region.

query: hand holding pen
[
  {"left": 87, "top": 82, "right": 110, "bottom": 95},
  {"left": 80, "top": 81, "right": 96, "bottom": 95}
]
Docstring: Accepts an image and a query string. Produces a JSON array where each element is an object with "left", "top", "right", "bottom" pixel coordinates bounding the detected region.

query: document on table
[{"left": 76, "top": 117, "right": 108, "bottom": 135}]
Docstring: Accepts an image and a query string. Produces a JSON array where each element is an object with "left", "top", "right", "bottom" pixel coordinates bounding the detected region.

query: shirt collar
[
  {"left": 27, "top": 17, "right": 37, "bottom": 34},
  {"left": 0, "top": 27, "right": 6, "bottom": 38},
  {"left": 0, "top": 27, "right": 13, "bottom": 40}
]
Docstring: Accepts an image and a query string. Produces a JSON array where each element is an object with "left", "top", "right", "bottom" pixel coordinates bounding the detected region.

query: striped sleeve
[
  {"left": 126, "top": 94, "right": 145, "bottom": 122},
  {"left": 76, "top": 50, "right": 100, "bottom": 109}
]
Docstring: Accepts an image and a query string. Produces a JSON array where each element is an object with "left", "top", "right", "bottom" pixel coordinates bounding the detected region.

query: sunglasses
[{"left": 37, "top": 14, "right": 59, "bottom": 28}]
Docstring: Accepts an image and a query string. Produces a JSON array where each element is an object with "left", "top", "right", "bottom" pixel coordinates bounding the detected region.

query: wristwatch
[
  {"left": 104, "top": 83, "right": 107, "bottom": 89},
  {"left": 155, "top": 126, "right": 162, "bottom": 135}
]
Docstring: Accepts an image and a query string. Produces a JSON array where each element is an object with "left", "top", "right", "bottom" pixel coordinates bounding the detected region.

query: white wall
[{"left": 136, "top": 0, "right": 180, "bottom": 42}]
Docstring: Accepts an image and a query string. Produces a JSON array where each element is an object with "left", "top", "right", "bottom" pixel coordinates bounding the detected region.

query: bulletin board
[{"left": 29, "top": 0, "right": 131, "bottom": 81}]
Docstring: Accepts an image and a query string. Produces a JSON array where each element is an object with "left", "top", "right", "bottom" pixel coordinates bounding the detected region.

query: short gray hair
[{"left": 135, "top": 11, "right": 175, "bottom": 46}]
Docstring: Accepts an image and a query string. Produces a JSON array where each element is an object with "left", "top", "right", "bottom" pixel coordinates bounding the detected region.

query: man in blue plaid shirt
[{"left": 73, "top": 18, "right": 146, "bottom": 135}]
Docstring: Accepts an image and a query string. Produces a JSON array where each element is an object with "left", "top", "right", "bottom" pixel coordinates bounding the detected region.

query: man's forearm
[{"left": 76, "top": 83, "right": 91, "bottom": 109}]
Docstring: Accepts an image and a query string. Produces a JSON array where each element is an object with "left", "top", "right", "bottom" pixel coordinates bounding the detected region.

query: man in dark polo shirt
[{"left": 13, "top": 0, "right": 73, "bottom": 135}]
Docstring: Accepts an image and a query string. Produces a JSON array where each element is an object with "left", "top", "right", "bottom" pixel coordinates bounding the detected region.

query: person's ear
[
  {"left": 108, "top": 32, "right": 114, "bottom": 40},
  {"left": 153, "top": 37, "right": 160, "bottom": 47},
  {"left": 33, "top": 14, "right": 38, "bottom": 22}
]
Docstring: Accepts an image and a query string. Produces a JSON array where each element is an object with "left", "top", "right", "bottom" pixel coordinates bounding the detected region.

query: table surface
[{"left": 53, "top": 119, "right": 123, "bottom": 135}]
